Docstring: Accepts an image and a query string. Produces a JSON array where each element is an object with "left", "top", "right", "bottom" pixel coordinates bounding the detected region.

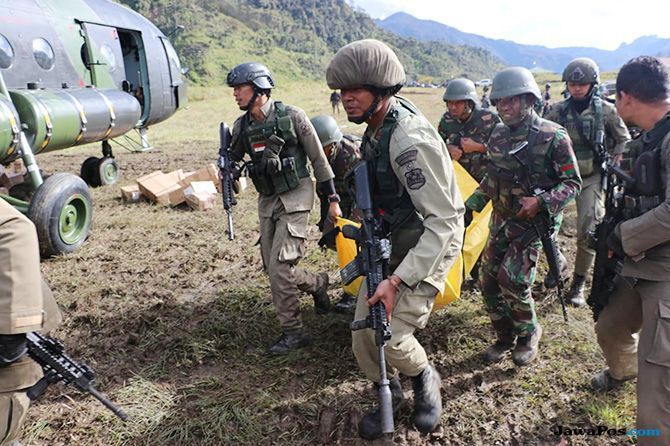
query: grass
[{"left": 20, "top": 78, "right": 637, "bottom": 445}]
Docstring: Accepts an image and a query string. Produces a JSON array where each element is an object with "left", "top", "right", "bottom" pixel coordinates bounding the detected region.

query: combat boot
[
  {"left": 591, "top": 369, "right": 631, "bottom": 391},
  {"left": 483, "top": 335, "right": 517, "bottom": 363},
  {"left": 358, "top": 377, "right": 404, "bottom": 440},
  {"left": 266, "top": 331, "right": 311, "bottom": 355},
  {"left": 566, "top": 274, "right": 586, "bottom": 307},
  {"left": 312, "top": 272, "right": 331, "bottom": 314},
  {"left": 333, "top": 292, "right": 356, "bottom": 313},
  {"left": 512, "top": 324, "right": 543, "bottom": 366},
  {"left": 410, "top": 364, "right": 443, "bottom": 434}
]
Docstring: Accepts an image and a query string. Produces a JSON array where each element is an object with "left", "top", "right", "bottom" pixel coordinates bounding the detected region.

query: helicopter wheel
[
  {"left": 80, "top": 156, "right": 100, "bottom": 186},
  {"left": 96, "top": 157, "right": 120, "bottom": 186},
  {"left": 28, "top": 173, "right": 92, "bottom": 257}
]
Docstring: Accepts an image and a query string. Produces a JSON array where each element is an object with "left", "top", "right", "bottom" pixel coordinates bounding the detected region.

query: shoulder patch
[
  {"left": 405, "top": 168, "right": 426, "bottom": 190},
  {"left": 395, "top": 149, "right": 418, "bottom": 166},
  {"left": 299, "top": 121, "right": 313, "bottom": 137}
]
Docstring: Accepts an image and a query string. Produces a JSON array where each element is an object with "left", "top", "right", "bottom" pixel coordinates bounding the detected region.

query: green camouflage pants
[{"left": 480, "top": 216, "right": 540, "bottom": 337}]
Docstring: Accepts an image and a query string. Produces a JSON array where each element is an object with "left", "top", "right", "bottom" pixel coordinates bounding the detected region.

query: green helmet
[
  {"left": 562, "top": 58, "right": 600, "bottom": 84},
  {"left": 310, "top": 115, "right": 343, "bottom": 147},
  {"left": 226, "top": 62, "right": 275, "bottom": 90},
  {"left": 326, "top": 39, "right": 405, "bottom": 90},
  {"left": 490, "top": 67, "right": 541, "bottom": 101},
  {"left": 442, "top": 78, "right": 480, "bottom": 106}
]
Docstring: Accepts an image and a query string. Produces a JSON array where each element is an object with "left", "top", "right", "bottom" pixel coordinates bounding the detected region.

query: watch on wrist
[{"left": 328, "top": 193, "right": 341, "bottom": 203}]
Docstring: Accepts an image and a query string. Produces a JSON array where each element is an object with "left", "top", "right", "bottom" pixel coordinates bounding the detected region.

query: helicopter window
[
  {"left": 161, "top": 38, "right": 182, "bottom": 85},
  {"left": 32, "top": 38, "right": 55, "bottom": 70},
  {"left": 99, "top": 44, "right": 117, "bottom": 72},
  {"left": 0, "top": 34, "right": 13, "bottom": 69}
]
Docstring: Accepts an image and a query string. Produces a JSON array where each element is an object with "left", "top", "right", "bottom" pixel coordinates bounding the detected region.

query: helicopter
[{"left": 0, "top": 0, "right": 187, "bottom": 256}]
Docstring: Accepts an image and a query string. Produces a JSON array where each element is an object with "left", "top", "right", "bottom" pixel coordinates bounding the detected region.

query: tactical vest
[
  {"left": 240, "top": 102, "right": 310, "bottom": 195},
  {"left": 485, "top": 115, "right": 561, "bottom": 217},
  {"left": 558, "top": 96, "right": 604, "bottom": 177}
]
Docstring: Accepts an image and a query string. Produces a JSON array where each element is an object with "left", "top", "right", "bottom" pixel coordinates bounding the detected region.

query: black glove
[
  {"left": 464, "top": 208, "right": 474, "bottom": 228},
  {"left": 607, "top": 224, "right": 625, "bottom": 258},
  {"left": 318, "top": 226, "right": 340, "bottom": 251},
  {"left": 261, "top": 134, "right": 284, "bottom": 175},
  {"left": 0, "top": 333, "right": 28, "bottom": 367}
]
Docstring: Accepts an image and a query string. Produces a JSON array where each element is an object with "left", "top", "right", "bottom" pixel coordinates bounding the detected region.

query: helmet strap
[{"left": 349, "top": 94, "right": 382, "bottom": 124}]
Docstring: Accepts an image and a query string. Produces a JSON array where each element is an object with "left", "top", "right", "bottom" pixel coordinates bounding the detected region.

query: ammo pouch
[
  {"left": 271, "top": 157, "right": 301, "bottom": 194},
  {"left": 575, "top": 148, "right": 595, "bottom": 177},
  {"left": 249, "top": 167, "right": 275, "bottom": 196},
  {"left": 633, "top": 148, "right": 662, "bottom": 196}
]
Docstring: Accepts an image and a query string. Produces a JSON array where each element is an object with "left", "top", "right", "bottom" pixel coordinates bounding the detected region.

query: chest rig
[
  {"left": 558, "top": 95, "right": 604, "bottom": 177},
  {"left": 240, "top": 102, "right": 309, "bottom": 195}
]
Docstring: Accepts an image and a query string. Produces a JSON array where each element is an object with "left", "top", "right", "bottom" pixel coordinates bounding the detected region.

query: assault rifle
[
  {"left": 509, "top": 142, "right": 569, "bottom": 321},
  {"left": 218, "top": 122, "right": 238, "bottom": 240},
  {"left": 594, "top": 129, "right": 609, "bottom": 190},
  {"left": 340, "top": 161, "right": 394, "bottom": 435},
  {"left": 26, "top": 332, "right": 128, "bottom": 421},
  {"left": 587, "top": 163, "right": 637, "bottom": 321}
]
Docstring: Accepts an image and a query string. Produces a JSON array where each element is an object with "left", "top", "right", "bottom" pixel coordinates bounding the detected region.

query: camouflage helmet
[
  {"left": 562, "top": 58, "right": 600, "bottom": 84},
  {"left": 310, "top": 115, "right": 343, "bottom": 147},
  {"left": 442, "top": 78, "right": 480, "bottom": 106},
  {"left": 490, "top": 67, "right": 541, "bottom": 101},
  {"left": 226, "top": 62, "right": 275, "bottom": 90},
  {"left": 326, "top": 39, "right": 405, "bottom": 90}
]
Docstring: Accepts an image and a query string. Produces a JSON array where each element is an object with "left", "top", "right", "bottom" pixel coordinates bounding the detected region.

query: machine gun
[
  {"left": 339, "top": 161, "right": 394, "bottom": 435},
  {"left": 587, "top": 163, "right": 638, "bottom": 321},
  {"left": 594, "top": 129, "right": 609, "bottom": 190},
  {"left": 26, "top": 332, "right": 128, "bottom": 421},
  {"left": 509, "top": 142, "right": 569, "bottom": 321},
  {"left": 218, "top": 122, "right": 238, "bottom": 240}
]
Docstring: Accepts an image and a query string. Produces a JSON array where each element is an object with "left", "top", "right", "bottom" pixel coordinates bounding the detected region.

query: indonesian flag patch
[{"left": 252, "top": 142, "right": 266, "bottom": 153}]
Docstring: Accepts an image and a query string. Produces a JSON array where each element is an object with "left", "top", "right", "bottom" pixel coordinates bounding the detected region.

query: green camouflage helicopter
[{"left": 0, "top": 0, "right": 186, "bottom": 256}]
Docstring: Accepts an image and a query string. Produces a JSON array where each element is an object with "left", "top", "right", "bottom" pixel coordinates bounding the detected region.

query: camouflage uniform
[
  {"left": 438, "top": 108, "right": 500, "bottom": 182},
  {"left": 545, "top": 93, "right": 630, "bottom": 279},
  {"left": 0, "top": 200, "right": 61, "bottom": 446},
  {"left": 230, "top": 98, "right": 335, "bottom": 337},
  {"left": 466, "top": 111, "right": 581, "bottom": 338}
]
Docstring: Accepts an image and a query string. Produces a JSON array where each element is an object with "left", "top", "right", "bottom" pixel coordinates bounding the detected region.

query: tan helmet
[
  {"left": 326, "top": 39, "right": 405, "bottom": 90},
  {"left": 562, "top": 58, "right": 600, "bottom": 84}
]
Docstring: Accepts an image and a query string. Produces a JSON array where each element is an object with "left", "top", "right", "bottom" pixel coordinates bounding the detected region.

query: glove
[
  {"left": 607, "top": 224, "right": 625, "bottom": 258},
  {"left": 464, "top": 208, "right": 474, "bottom": 228},
  {"left": 0, "top": 333, "right": 28, "bottom": 367},
  {"left": 261, "top": 134, "right": 284, "bottom": 175},
  {"left": 318, "top": 227, "right": 340, "bottom": 251}
]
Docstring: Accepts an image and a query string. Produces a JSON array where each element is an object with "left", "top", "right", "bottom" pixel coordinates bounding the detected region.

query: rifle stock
[{"left": 340, "top": 162, "right": 394, "bottom": 435}]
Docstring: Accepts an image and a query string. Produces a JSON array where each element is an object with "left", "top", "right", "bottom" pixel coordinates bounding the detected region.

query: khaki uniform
[
  {"left": 545, "top": 97, "right": 630, "bottom": 276},
  {"left": 352, "top": 98, "right": 464, "bottom": 381},
  {"left": 0, "top": 200, "right": 61, "bottom": 446},
  {"left": 595, "top": 116, "right": 670, "bottom": 445},
  {"left": 231, "top": 99, "right": 334, "bottom": 333}
]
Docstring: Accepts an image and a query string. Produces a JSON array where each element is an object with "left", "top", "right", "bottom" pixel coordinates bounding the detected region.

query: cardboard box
[
  {"left": 10, "top": 159, "right": 24, "bottom": 174},
  {"left": 185, "top": 192, "right": 216, "bottom": 211},
  {"left": 137, "top": 170, "right": 186, "bottom": 206},
  {"left": 184, "top": 181, "right": 217, "bottom": 196},
  {"left": 120, "top": 184, "right": 142, "bottom": 203},
  {"left": 181, "top": 163, "right": 220, "bottom": 192}
]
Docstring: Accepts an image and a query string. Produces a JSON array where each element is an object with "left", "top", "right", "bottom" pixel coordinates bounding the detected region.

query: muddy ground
[{"left": 20, "top": 88, "right": 637, "bottom": 446}]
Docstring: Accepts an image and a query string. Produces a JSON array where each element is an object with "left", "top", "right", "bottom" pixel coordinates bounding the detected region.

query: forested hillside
[{"left": 119, "top": 0, "right": 505, "bottom": 84}]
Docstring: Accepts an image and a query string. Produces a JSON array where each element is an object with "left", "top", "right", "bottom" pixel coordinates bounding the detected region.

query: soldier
[
  {"left": 330, "top": 91, "right": 342, "bottom": 114},
  {"left": 591, "top": 56, "right": 670, "bottom": 445},
  {"left": 481, "top": 85, "right": 491, "bottom": 109},
  {"left": 326, "top": 39, "right": 464, "bottom": 439},
  {"left": 311, "top": 115, "right": 362, "bottom": 312},
  {"left": 542, "top": 83, "right": 551, "bottom": 117},
  {"left": 545, "top": 58, "right": 630, "bottom": 305},
  {"left": 1, "top": 200, "right": 62, "bottom": 446},
  {"left": 464, "top": 67, "right": 581, "bottom": 366},
  {"left": 226, "top": 62, "right": 341, "bottom": 355}
]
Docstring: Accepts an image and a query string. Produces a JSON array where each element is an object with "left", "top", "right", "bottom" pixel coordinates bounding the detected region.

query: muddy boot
[
  {"left": 333, "top": 292, "right": 356, "bottom": 313},
  {"left": 591, "top": 369, "right": 631, "bottom": 391},
  {"left": 483, "top": 335, "right": 517, "bottom": 363},
  {"left": 266, "top": 331, "right": 311, "bottom": 355},
  {"left": 358, "top": 377, "right": 404, "bottom": 440},
  {"left": 411, "top": 364, "right": 442, "bottom": 434},
  {"left": 512, "top": 324, "right": 543, "bottom": 366},
  {"left": 312, "top": 272, "right": 331, "bottom": 315},
  {"left": 566, "top": 274, "right": 586, "bottom": 307}
]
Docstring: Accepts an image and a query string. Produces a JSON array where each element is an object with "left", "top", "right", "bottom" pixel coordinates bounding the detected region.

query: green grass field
[{"left": 24, "top": 79, "right": 638, "bottom": 445}]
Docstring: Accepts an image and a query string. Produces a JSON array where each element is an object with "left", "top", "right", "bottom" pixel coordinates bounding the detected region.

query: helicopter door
[{"left": 79, "top": 22, "right": 126, "bottom": 90}]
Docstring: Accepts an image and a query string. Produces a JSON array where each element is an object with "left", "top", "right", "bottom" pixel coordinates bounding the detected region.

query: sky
[{"left": 349, "top": 0, "right": 670, "bottom": 51}]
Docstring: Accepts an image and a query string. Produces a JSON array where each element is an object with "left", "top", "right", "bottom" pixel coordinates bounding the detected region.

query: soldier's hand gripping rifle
[
  {"left": 339, "top": 161, "right": 394, "bottom": 435},
  {"left": 26, "top": 332, "right": 128, "bottom": 421},
  {"left": 509, "top": 142, "right": 569, "bottom": 322},
  {"left": 218, "top": 122, "right": 238, "bottom": 240}
]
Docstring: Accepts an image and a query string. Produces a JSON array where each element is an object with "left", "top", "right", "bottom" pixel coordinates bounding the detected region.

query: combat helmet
[
  {"left": 326, "top": 39, "right": 405, "bottom": 91},
  {"left": 226, "top": 62, "right": 275, "bottom": 90},
  {"left": 443, "top": 78, "right": 480, "bottom": 106},
  {"left": 562, "top": 58, "right": 600, "bottom": 84},
  {"left": 490, "top": 67, "right": 541, "bottom": 101},
  {"left": 310, "top": 115, "right": 343, "bottom": 147}
]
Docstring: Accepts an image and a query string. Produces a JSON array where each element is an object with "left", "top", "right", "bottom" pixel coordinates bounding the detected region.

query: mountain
[
  {"left": 119, "top": 0, "right": 505, "bottom": 85},
  {"left": 375, "top": 12, "right": 670, "bottom": 72}
]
